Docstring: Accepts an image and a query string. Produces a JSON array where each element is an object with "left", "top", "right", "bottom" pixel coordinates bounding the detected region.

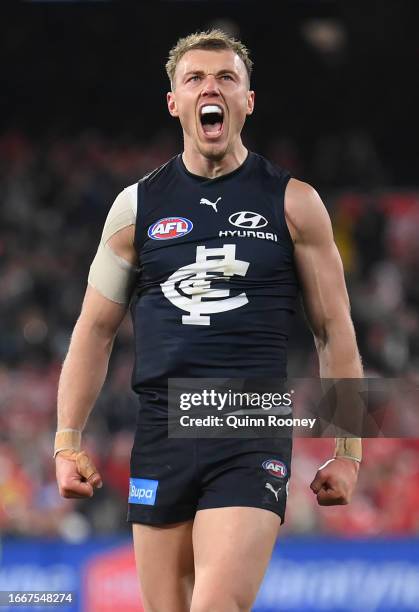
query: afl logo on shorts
[
  {"left": 262, "top": 459, "right": 287, "bottom": 479},
  {"left": 148, "top": 217, "right": 193, "bottom": 240}
]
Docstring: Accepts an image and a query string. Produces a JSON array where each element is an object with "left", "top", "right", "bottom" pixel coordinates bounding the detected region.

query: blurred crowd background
[{"left": 1, "top": 1, "right": 418, "bottom": 541}]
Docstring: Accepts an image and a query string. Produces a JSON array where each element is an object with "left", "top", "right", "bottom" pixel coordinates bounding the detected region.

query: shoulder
[
  {"left": 110, "top": 154, "right": 176, "bottom": 215},
  {"left": 115, "top": 183, "right": 138, "bottom": 215},
  {"left": 251, "top": 152, "right": 291, "bottom": 183},
  {"left": 284, "top": 178, "right": 333, "bottom": 244},
  {"left": 100, "top": 183, "right": 138, "bottom": 244},
  {"left": 138, "top": 155, "right": 178, "bottom": 190},
  {"left": 106, "top": 156, "right": 176, "bottom": 222}
]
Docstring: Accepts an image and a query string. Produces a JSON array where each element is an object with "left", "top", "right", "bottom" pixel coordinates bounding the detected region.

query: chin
[{"left": 197, "top": 141, "right": 228, "bottom": 162}]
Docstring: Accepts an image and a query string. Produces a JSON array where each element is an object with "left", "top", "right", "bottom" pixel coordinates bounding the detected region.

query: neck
[{"left": 182, "top": 139, "right": 248, "bottom": 179}]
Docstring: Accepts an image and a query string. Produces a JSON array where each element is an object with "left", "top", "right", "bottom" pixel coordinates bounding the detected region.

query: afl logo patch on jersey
[
  {"left": 262, "top": 459, "right": 287, "bottom": 478},
  {"left": 148, "top": 217, "right": 193, "bottom": 240}
]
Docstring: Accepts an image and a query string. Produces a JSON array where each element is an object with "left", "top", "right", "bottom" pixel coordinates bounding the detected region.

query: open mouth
[{"left": 199, "top": 104, "right": 224, "bottom": 138}]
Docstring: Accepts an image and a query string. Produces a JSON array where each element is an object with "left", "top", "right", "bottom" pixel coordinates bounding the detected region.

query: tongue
[{"left": 203, "top": 121, "right": 222, "bottom": 134}]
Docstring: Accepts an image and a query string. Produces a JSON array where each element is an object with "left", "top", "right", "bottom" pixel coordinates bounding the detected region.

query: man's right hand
[{"left": 55, "top": 450, "right": 103, "bottom": 498}]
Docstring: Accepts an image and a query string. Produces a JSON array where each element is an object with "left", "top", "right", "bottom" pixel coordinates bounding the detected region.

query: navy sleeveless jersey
[{"left": 130, "top": 151, "right": 299, "bottom": 400}]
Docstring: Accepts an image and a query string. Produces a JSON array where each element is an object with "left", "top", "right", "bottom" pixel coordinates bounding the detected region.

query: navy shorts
[{"left": 127, "top": 424, "right": 292, "bottom": 525}]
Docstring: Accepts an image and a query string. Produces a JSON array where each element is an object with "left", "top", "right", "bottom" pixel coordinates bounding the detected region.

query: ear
[
  {"left": 246, "top": 90, "right": 255, "bottom": 116},
  {"left": 167, "top": 91, "right": 179, "bottom": 117}
]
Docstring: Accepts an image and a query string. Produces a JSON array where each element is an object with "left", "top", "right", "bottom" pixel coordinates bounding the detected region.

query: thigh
[
  {"left": 191, "top": 507, "right": 280, "bottom": 612},
  {"left": 133, "top": 520, "right": 194, "bottom": 612}
]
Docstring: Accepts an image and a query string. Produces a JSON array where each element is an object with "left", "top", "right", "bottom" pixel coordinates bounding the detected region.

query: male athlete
[{"left": 55, "top": 30, "right": 362, "bottom": 612}]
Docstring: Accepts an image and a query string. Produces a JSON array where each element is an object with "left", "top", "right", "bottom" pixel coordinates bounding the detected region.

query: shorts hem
[
  {"left": 197, "top": 500, "right": 286, "bottom": 525},
  {"left": 127, "top": 505, "right": 196, "bottom": 526}
]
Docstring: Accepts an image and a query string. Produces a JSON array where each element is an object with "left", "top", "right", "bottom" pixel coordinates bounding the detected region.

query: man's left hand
[{"left": 310, "top": 457, "right": 360, "bottom": 506}]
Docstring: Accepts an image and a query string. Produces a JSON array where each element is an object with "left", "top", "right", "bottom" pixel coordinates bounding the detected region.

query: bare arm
[
  {"left": 57, "top": 225, "right": 136, "bottom": 431},
  {"left": 285, "top": 178, "right": 362, "bottom": 505},
  {"left": 285, "top": 178, "right": 362, "bottom": 378},
  {"left": 55, "top": 225, "right": 136, "bottom": 498}
]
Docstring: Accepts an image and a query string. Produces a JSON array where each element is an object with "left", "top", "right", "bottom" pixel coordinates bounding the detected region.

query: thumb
[
  {"left": 310, "top": 458, "right": 335, "bottom": 494},
  {"left": 89, "top": 473, "right": 103, "bottom": 489},
  {"left": 310, "top": 472, "right": 325, "bottom": 494},
  {"left": 76, "top": 451, "right": 103, "bottom": 489}
]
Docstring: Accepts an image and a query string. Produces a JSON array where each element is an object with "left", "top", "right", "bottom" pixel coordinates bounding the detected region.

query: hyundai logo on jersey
[
  {"left": 262, "top": 459, "right": 287, "bottom": 478},
  {"left": 229, "top": 211, "right": 268, "bottom": 229},
  {"left": 148, "top": 217, "right": 193, "bottom": 240},
  {"left": 129, "top": 478, "right": 159, "bottom": 505}
]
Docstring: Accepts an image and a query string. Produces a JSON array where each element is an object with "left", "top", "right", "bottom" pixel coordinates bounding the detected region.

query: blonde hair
[{"left": 165, "top": 29, "right": 253, "bottom": 89}]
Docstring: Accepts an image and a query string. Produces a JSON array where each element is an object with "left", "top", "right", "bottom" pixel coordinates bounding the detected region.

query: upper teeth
[{"left": 201, "top": 105, "right": 223, "bottom": 116}]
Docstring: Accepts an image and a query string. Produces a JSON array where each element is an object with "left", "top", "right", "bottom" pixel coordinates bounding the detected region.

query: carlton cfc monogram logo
[{"left": 161, "top": 245, "right": 249, "bottom": 325}]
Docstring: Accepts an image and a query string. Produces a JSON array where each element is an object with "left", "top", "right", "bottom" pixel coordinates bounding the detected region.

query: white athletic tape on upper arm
[
  {"left": 87, "top": 184, "right": 138, "bottom": 304},
  {"left": 125, "top": 183, "right": 138, "bottom": 215},
  {"left": 88, "top": 241, "right": 137, "bottom": 304},
  {"left": 101, "top": 186, "right": 137, "bottom": 244}
]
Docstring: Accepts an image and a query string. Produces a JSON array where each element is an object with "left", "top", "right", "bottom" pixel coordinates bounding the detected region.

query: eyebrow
[{"left": 183, "top": 69, "right": 238, "bottom": 79}]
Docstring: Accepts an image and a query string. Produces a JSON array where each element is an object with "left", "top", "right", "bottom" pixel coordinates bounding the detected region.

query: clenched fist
[
  {"left": 55, "top": 449, "right": 103, "bottom": 499},
  {"left": 310, "top": 457, "right": 359, "bottom": 506}
]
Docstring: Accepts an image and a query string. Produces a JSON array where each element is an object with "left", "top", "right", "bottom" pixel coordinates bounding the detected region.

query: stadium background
[{"left": 1, "top": 1, "right": 418, "bottom": 610}]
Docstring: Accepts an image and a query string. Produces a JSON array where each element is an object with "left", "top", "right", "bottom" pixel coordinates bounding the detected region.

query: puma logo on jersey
[
  {"left": 161, "top": 244, "right": 249, "bottom": 325},
  {"left": 265, "top": 482, "right": 282, "bottom": 502},
  {"left": 200, "top": 197, "right": 222, "bottom": 212}
]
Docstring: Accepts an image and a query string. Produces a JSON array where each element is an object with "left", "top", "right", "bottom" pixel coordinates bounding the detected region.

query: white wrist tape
[
  {"left": 334, "top": 437, "right": 362, "bottom": 463},
  {"left": 54, "top": 428, "right": 82, "bottom": 458}
]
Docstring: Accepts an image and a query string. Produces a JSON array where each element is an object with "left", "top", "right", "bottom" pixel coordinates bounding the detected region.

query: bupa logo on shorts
[
  {"left": 262, "top": 459, "right": 287, "bottom": 479},
  {"left": 148, "top": 217, "right": 193, "bottom": 240},
  {"left": 128, "top": 478, "right": 158, "bottom": 505}
]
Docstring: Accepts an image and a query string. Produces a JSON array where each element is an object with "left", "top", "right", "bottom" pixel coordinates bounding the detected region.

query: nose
[{"left": 201, "top": 74, "right": 220, "bottom": 96}]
